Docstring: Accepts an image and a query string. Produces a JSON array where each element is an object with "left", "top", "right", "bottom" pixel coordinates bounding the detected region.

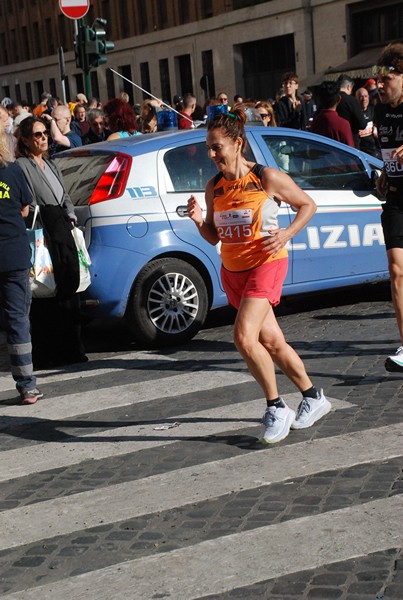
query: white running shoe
[
  {"left": 291, "top": 389, "right": 331, "bottom": 430},
  {"left": 385, "top": 346, "right": 403, "bottom": 373},
  {"left": 261, "top": 398, "right": 295, "bottom": 444}
]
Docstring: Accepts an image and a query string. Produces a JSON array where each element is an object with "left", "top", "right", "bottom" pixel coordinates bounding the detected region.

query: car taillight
[{"left": 89, "top": 154, "right": 132, "bottom": 205}]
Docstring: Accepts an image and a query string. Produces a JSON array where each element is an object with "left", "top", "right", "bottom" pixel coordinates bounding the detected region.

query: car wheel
[{"left": 126, "top": 258, "right": 209, "bottom": 347}]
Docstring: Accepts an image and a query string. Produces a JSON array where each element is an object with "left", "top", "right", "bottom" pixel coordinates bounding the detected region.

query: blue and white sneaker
[
  {"left": 385, "top": 346, "right": 403, "bottom": 373},
  {"left": 261, "top": 398, "right": 295, "bottom": 444},
  {"left": 291, "top": 389, "right": 331, "bottom": 430}
]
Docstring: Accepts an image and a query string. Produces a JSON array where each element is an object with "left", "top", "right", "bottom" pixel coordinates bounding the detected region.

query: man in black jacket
[
  {"left": 275, "top": 72, "right": 308, "bottom": 130},
  {"left": 336, "top": 74, "right": 366, "bottom": 148}
]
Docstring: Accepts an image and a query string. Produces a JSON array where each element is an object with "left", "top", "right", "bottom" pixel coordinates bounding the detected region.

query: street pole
[
  {"left": 58, "top": 47, "right": 67, "bottom": 104},
  {"left": 77, "top": 18, "right": 92, "bottom": 98}
]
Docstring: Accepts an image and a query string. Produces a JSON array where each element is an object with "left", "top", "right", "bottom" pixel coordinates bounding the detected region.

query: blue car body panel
[{"left": 55, "top": 126, "right": 388, "bottom": 322}]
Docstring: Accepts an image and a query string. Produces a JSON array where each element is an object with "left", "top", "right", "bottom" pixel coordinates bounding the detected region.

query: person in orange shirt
[
  {"left": 32, "top": 92, "right": 51, "bottom": 117},
  {"left": 187, "top": 107, "right": 331, "bottom": 444}
]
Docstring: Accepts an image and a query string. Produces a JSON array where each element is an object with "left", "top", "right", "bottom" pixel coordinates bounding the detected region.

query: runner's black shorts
[{"left": 381, "top": 203, "right": 403, "bottom": 250}]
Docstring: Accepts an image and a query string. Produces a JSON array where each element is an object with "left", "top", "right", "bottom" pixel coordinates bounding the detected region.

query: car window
[
  {"left": 163, "top": 140, "right": 255, "bottom": 192},
  {"left": 54, "top": 154, "right": 112, "bottom": 205},
  {"left": 262, "top": 135, "right": 373, "bottom": 191}
]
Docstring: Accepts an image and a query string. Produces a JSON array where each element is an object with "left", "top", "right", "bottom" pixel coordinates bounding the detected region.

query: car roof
[{"left": 56, "top": 126, "right": 383, "bottom": 166}]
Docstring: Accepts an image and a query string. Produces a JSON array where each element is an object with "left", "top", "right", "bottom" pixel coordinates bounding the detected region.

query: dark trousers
[
  {"left": 30, "top": 294, "right": 85, "bottom": 368},
  {"left": 0, "top": 268, "right": 36, "bottom": 392}
]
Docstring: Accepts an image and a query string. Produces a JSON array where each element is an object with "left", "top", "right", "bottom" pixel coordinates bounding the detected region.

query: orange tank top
[{"left": 213, "top": 164, "right": 288, "bottom": 272}]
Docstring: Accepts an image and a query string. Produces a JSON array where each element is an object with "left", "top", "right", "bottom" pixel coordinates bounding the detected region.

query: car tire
[{"left": 126, "top": 258, "right": 209, "bottom": 348}]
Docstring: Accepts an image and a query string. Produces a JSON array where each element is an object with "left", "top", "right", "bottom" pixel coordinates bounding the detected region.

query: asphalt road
[{"left": 0, "top": 282, "right": 402, "bottom": 600}]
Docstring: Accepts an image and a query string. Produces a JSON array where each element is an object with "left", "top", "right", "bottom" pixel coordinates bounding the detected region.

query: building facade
[{"left": 0, "top": 0, "right": 401, "bottom": 106}]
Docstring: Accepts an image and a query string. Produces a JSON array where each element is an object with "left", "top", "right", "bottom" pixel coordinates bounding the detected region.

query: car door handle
[{"left": 176, "top": 205, "right": 189, "bottom": 217}]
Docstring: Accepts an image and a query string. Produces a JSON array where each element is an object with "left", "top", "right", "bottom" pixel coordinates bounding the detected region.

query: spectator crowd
[{"left": 0, "top": 71, "right": 382, "bottom": 161}]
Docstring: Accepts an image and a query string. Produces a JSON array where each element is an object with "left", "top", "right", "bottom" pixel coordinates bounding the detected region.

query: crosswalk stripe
[
  {"left": 0, "top": 369, "right": 254, "bottom": 429},
  {"left": 0, "top": 351, "right": 178, "bottom": 392},
  {"left": 1, "top": 422, "right": 401, "bottom": 551},
  {"left": 0, "top": 393, "right": 350, "bottom": 481},
  {"left": 2, "top": 495, "right": 402, "bottom": 600}
]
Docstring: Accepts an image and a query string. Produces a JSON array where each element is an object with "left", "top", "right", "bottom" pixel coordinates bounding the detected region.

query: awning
[
  {"left": 301, "top": 47, "right": 383, "bottom": 89},
  {"left": 323, "top": 47, "right": 383, "bottom": 79}
]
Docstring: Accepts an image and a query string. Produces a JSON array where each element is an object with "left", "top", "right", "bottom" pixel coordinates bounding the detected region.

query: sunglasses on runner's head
[
  {"left": 372, "top": 65, "right": 402, "bottom": 76},
  {"left": 32, "top": 130, "right": 49, "bottom": 139}
]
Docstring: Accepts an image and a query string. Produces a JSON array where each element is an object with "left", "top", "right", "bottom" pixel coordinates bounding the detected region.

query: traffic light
[
  {"left": 85, "top": 19, "right": 114, "bottom": 69},
  {"left": 74, "top": 23, "right": 88, "bottom": 71}
]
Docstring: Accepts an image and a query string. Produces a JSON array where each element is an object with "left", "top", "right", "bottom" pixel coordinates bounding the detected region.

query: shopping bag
[
  {"left": 71, "top": 227, "right": 91, "bottom": 292},
  {"left": 27, "top": 227, "right": 57, "bottom": 298}
]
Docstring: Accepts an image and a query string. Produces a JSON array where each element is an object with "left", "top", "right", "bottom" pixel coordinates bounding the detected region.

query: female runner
[{"left": 187, "top": 108, "right": 331, "bottom": 443}]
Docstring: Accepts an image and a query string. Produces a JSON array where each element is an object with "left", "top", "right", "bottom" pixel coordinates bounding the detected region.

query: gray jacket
[{"left": 16, "top": 156, "right": 76, "bottom": 222}]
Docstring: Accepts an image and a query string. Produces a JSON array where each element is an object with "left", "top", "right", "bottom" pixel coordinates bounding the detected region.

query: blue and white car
[{"left": 55, "top": 126, "right": 386, "bottom": 347}]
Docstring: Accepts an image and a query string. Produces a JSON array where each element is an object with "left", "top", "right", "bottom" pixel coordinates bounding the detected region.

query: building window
[
  {"left": 10, "top": 29, "right": 18, "bottom": 63},
  {"left": 49, "top": 78, "right": 57, "bottom": 98},
  {"left": 2, "top": 85, "right": 10, "bottom": 99},
  {"left": 22, "top": 26, "right": 30, "bottom": 61},
  {"left": 101, "top": 1, "right": 111, "bottom": 27},
  {"left": 156, "top": 0, "right": 168, "bottom": 29},
  {"left": 201, "top": 49, "right": 215, "bottom": 98},
  {"left": 75, "top": 73, "right": 84, "bottom": 96},
  {"left": 119, "top": 65, "right": 134, "bottom": 104},
  {"left": 33, "top": 22, "right": 41, "bottom": 58},
  {"left": 119, "top": 2, "right": 131, "bottom": 37},
  {"left": 200, "top": 0, "right": 213, "bottom": 19},
  {"left": 240, "top": 34, "right": 295, "bottom": 100},
  {"left": 90, "top": 72, "right": 100, "bottom": 100},
  {"left": 176, "top": 54, "right": 193, "bottom": 96},
  {"left": 45, "top": 18, "right": 55, "bottom": 56},
  {"left": 137, "top": 0, "right": 148, "bottom": 34},
  {"left": 159, "top": 58, "right": 171, "bottom": 104},
  {"left": 26, "top": 85, "right": 33, "bottom": 107},
  {"left": 106, "top": 69, "right": 116, "bottom": 99},
  {"left": 140, "top": 62, "right": 151, "bottom": 100},
  {"left": 350, "top": 1, "right": 403, "bottom": 54},
  {"left": 233, "top": 0, "right": 268, "bottom": 8},
  {"left": 58, "top": 15, "right": 67, "bottom": 50},
  {"left": 0, "top": 34, "right": 7, "bottom": 65},
  {"left": 15, "top": 84, "right": 21, "bottom": 102},
  {"left": 35, "top": 80, "right": 44, "bottom": 103},
  {"left": 178, "top": 0, "right": 189, "bottom": 24}
]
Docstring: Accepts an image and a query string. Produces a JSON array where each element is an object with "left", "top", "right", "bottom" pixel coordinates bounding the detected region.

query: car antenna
[{"left": 109, "top": 68, "right": 194, "bottom": 126}]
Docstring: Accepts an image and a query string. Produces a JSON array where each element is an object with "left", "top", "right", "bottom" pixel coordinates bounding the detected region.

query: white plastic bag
[
  {"left": 26, "top": 207, "right": 56, "bottom": 298},
  {"left": 71, "top": 227, "right": 91, "bottom": 292},
  {"left": 27, "top": 227, "right": 57, "bottom": 298}
]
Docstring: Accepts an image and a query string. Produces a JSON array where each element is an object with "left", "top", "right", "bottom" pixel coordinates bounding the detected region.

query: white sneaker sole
[
  {"left": 291, "top": 400, "right": 331, "bottom": 430},
  {"left": 261, "top": 409, "right": 296, "bottom": 444}
]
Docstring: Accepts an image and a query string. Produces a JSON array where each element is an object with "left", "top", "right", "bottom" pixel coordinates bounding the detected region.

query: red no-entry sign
[{"left": 59, "top": 0, "right": 90, "bottom": 20}]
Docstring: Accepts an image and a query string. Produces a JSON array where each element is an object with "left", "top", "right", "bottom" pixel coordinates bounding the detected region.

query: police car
[{"left": 55, "top": 126, "right": 386, "bottom": 347}]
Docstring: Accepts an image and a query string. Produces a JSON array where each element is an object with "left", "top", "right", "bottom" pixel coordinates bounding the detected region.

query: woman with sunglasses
[
  {"left": 187, "top": 108, "right": 330, "bottom": 444},
  {"left": 255, "top": 101, "right": 277, "bottom": 126},
  {"left": 15, "top": 116, "right": 87, "bottom": 369}
]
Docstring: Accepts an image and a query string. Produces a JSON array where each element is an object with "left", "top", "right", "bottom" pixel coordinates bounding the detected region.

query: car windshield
[{"left": 54, "top": 154, "right": 113, "bottom": 205}]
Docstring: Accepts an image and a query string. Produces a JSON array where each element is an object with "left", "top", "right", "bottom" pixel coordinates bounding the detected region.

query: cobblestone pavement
[{"left": 0, "top": 284, "right": 402, "bottom": 600}]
